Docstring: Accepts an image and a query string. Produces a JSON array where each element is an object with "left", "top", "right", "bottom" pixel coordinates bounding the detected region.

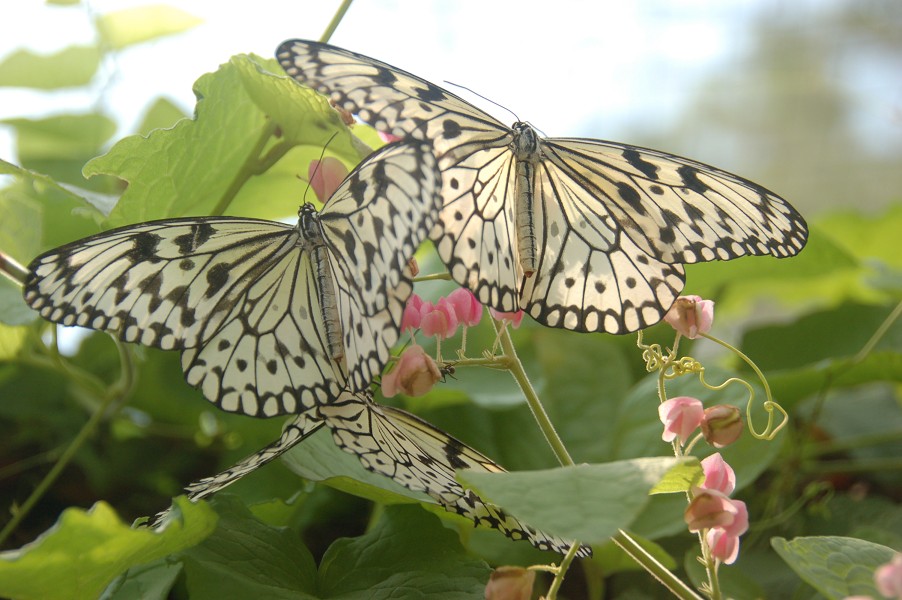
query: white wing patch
[{"left": 278, "top": 39, "right": 809, "bottom": 333}]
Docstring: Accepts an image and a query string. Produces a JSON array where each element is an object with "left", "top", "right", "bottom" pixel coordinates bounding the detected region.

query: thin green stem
[
  {"left": 412, "top": 272, "right": 453, "bottom": 283},
  {"left": 612, "top": 530, "right": 704, "bottom": 599},
  {"left": 853, "top": 299, "right": 902, "bottom": 363},
  {"left": 320, "top": 0, "right": 354, "bottom": 43},
  {"left": 496, "top": 323, "right": 573, "bottom": 466},
  {"left": 544, "top": 542, "right": 581, "bottom": 600},
  {"left": 697, "top": 530, "right": 722, "bottom": 600},
  {"left": 0, "top": 250, "right": 28, "bottom": 285},
  {"left": 209, "top": 120, "right": 280, "bottom": 217}
]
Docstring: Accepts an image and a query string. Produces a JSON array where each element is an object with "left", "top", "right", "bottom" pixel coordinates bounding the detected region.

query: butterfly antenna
[
  {"left": 445, "top": 81, "right": 520, "bottom": 122},
  {"left": 302, "top": 132, "right": 340, "bottom": 208}
]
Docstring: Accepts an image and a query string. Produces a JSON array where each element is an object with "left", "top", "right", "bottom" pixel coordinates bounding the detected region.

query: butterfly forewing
[
  {"left": 24, "top": 140, "right": 442, "bottom": 417},
  {"left": 278, "top": 39, "right": 809, "bottom": 333},
  {"left": 541, "top": 139, "right": 809, "bottom": 264}
]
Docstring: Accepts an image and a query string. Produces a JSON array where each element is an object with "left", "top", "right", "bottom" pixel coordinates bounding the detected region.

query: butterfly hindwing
[
  {"left": 320, "top": 392, "right": 592, "bottom": 557},
  {"left": 278, "top": 39, "right": 809, "bottom": 333}
]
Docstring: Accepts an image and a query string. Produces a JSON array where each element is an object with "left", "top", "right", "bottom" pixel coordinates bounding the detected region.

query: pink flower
[
  {"left": 684, "top": 489, "right": 741, "bottom": 532},
  {"left": 484, "top": 566, "right": 536, "bottom": 600},
  {"left": 876, "top": 554, "right": 902, "bottom": 599},
  {"left": 401, "top": 294, "right": 430, "bottom": 333},
  {"left": 706, "top": 499, "right": 748, "bottom": 564},
  {"left": 378, "top": 131, "right": 403, "bottom": 143},
  {"left": 701, "top": 404, "right": 743, "bottom": 448},
  {"left": 420, "top": 297, "right": 459, "bottom": 340},
  {"left": 381, "top": 344, "right": 441, "bottom": 398},
  {"left": 489, "top": 307, "right": 524, "bottom": 328},
  {"left": 308, "top": 157, "right": 349, "bottom": 202},
  {"left": 700, "top": 453, "right": 736, "bottom": 496},
  {"left": 446, "top": 288, "right": 483, "bottom": 327},
  {"left": 664, "top": 295, "right": 715, "bottom": 339},
  {"left": 659, "top": 396, "right": 705, "bottom": 444}
]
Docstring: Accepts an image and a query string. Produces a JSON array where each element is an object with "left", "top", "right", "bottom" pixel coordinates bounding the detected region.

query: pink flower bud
[
  {"left": 659, "top": 396, "right": 704, "bottom": 444},
  {"left": 401, "top": 294, "right": 430, "bottom": 333},
  {"left": 489, "top": 308, "right": 524, "bottom": 328},
  {"left": 381, "top": 345, "right": 441, "bottom": 398},
  {"left": 378, "top": 131, "right": 403, "bottom": 143},
  {"left": 706, "top": 527, "right": 741, "bottom": 565},
  {"left": 420, "top": 297, "right": 460, "bottom": 339},
  {"left": 446, "top": 288, "right": 483, "bottom": 327},
  {"left": 484, "top": 566, "right": 536, "bottom": 600},
  {"left": 308, "top": 157, "right": 349, "bottom": 202},
  {"left": 663, "top": 295, "right": 714, "bottom": 339},
  {"left": 684, "top": 489, "right": 740, "bottom": 532},
  {"left": 701, "top": 404, "right": 743, "bottom": 448},
  {"left": 876, "top": 554, "right": 902, "bottom": 599},
  {"left": 700, "top": 453, "right": 736, "bottom": 496}
]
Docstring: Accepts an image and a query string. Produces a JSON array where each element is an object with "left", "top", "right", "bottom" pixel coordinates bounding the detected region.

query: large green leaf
[
  {"left": 84, "top": 54, "right": 361, "bottom": 225},
  {"left": 0, "top": 498, "right": 216, "bottom": 600},
  {"left": 95, "top": 6, "right": 202, "bottom": 50},
  {"left": 0, "top": 46, "right": 101, "bottom": 89},
  {"left": 459, "top": 457, "right": 683, "bottom": 545},
  {"left": 180, "top": 496, "right": 317, "bottom": 600},
  {"left": 318, "top": 505, "right": 491, "bottom": 599},
  {"left": 772, "top": 536, "right": 895, "bottom": 599}
]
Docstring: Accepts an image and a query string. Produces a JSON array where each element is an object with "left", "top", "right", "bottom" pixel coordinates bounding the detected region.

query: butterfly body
[{"left": 277, "top": 39, "right": 809, "bottom": 333}]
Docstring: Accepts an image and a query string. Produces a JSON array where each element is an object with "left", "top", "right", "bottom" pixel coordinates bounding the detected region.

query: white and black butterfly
[
  {"left": 164, "top": 390, "right": 591, "bottom": 557},
  {"left": 277, "top": 40, "right": 809, "bottom": 334},
  {"left": 24, "top": 140, "right": 442, "bottom": 417}
]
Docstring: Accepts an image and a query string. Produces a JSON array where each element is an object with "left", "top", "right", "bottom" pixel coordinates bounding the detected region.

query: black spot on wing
[
  {"left": 127, "top": 232, "right": 162, "bottom": 262},
  {"left": 174, "top": 223, "right": 215, "bottom": 255},
  {"left": 623, "top": 149, "right": 659, "bottom": 180},
  {"left": 415, "top": 84, "right": 446, "bottom": 102},
  {"left": 205, "top": 264, "right": 230, "bottom": 297},
  {"left": 616, "top": 182, "right": 645, "bottom": 214},
  {"left": 678, "top": 166, "right": 710, "bottom": 194}
]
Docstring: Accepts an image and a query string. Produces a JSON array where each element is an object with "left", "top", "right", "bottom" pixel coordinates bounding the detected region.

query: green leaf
[
  {"left": 771, "top": 536, "right": 896, "bottom": 599},
  {"left": 649, "top": 457, "right": 702, "bottom": 494},
  {"left": 180, "top": 496, "right": 317, "bottom": 600},
  {"left": 0, "top": 498, "right": 216, "bottom": 600},
  {"left": 0, "top": 45, "right": 101, "bottom": 89},
  {"left": 3, "top": 114, "right": 116, "bottom": 162},
  {"left": 0, "top": 160, "right": 106, "bottom": 263},
  {"left": 318, "top": 505, "right": 491, "bottom": 599},
  {"left": 0, "top": 322, "right": 27, "bottom": 358},
  {"left": 458, "top": 457, "right": 681, "bottom": 544},
  {"left": 136, "top": 97, "right": 189, "bottom": 136},
  {"left": 101, "top": 559, "right": 182, "bottom": 600},
  {"left": 84, "top": 54, "right": 361, "bottom": 225},
  {"left": 95, "top": 5, "right": 203, "bottom": 50},
  {"left": 281, "top": 426, "right": 434, "bottom": 506}
]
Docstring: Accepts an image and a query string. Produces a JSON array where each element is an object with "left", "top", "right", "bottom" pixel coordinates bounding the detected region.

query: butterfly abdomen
[
  {"left": 299, "top": 205, "right": 344, "bottom": 362},
  {"left": 513, "top": 123, "right": 541, "bottom": 278}
]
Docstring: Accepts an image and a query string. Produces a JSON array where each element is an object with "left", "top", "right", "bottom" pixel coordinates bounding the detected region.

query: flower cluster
[
  {"left": 658, "top": 295, "right": 749, "bottom": 565},
  {"left": 684, "top": 454, "right": 748, "bottom": 565},
  {"left": 384, "top": 288, "right": 524, "bottom": 398}
]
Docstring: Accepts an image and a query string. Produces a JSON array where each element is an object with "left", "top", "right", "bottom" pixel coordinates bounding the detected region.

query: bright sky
[{"left": 0, "top": 0, "right": 898, "bottom": 208}]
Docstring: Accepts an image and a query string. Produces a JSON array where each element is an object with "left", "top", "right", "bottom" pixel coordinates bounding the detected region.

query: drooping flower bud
[
  {"left": 489, "top": 307, "right": 524, "bottom": 329},
  {"left": 700, "top": 453, "right": 736, "bottom": 496},
  {"left": 308, "top": 157, "right": 349, "bottom": 202},
  {"left": 684, "top": 489, "right": 740, "bottom": 532},
  {"left": 659, "top": 396, "right": 705, "bottom": 444},
  {"left": 664, "top": 295, "right": 714, "bottom": 339},
  {"left": 420, "top": 297, "right": 460, "bottom": 340},
  {"left": 484, "top": 566, "right": 536, "bottom": 600},
  {"left": 446, "top": 288, "right": 483, "bottom": 327},
  {"left": 876, "top": 554, "right": 902, "bottom": 599},
  {"left": 701, "top": 404, "right": 743, "bottom": 448},
  {"left": 381, "top": 344, "right": 442, "bottom": 398}
]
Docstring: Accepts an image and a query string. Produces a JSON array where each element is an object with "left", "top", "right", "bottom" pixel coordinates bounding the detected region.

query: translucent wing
[
  {"left": 277, "top": 39, "right": 809, "bottom": 333},
  {"left": 24, "top": 140, "right": 441, "bottom": 415},
  {"left": 320, "top": 392, "right": 592, "bottom": 557},
  {"left": 321, "top": 140, "right": 443, "bottom": 390}
]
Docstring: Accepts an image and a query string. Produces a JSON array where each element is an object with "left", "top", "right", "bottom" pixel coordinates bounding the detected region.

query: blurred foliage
[{"left": 0, "top": 3, "right": 900, "bottom": 600}]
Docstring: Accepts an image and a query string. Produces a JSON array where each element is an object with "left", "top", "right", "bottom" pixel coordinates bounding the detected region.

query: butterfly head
[
  {"left": 511, "top": 122, "right": 539, "bottom": 159},
  {"left": 297, "top": 203, "right": 323, "bottom": 242}
]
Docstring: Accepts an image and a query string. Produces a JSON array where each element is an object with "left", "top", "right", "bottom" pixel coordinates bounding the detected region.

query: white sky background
[{"left": 0, "top": 0, "right": 899, "bottom": 212}]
